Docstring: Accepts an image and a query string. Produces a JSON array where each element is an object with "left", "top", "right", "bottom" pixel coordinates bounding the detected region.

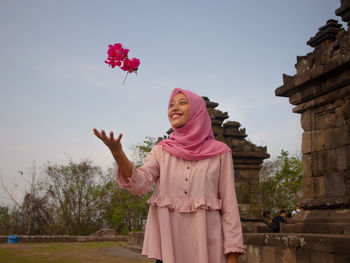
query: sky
[{"left": 0, "top": 0, "right": 346, "bottom": 205}]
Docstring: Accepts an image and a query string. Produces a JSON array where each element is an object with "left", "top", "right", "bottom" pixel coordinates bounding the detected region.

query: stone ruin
[
  {"left": 275, "top": 1, "right": 350, "bottom": 235},
  {"left": 202, "top": 97, "right": 270, "bottom": 231}
]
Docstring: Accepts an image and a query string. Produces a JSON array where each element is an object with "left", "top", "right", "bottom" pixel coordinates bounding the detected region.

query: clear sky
[{"left": 0, "top": 0, "right": 345, "bottom": 205}]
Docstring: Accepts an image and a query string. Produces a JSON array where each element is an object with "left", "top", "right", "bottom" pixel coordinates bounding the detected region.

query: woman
[{"left": 93, "top": 88, "right": 245, "bottom": 263}]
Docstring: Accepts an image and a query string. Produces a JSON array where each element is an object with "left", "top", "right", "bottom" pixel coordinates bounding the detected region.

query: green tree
[
  {"left": 132, "top": 136, "right": 158, "bottom": 168},
  {"left": 106, "top": 136, "right": 157, "bottom": 234},
  {"left": 0, "top": 206, "right": 11, "bottom": 234},
  {"left": 44, "top": 159, "right": 104, "bottom": 235},
  {"left": 259, "top": 150, "right": 303, "bottom": 215}
]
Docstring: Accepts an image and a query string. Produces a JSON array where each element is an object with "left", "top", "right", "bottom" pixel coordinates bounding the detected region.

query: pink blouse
[{"left": 117, "top": 145, "right": 245, "bottom": 263}]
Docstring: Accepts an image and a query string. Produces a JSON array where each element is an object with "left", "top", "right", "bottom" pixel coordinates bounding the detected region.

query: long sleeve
[
  {"left": 116, "top": 145, "right": 160, "bottom": 195},
  {"left": 218, "top": 152, "right": 246, "bottom": 254}
]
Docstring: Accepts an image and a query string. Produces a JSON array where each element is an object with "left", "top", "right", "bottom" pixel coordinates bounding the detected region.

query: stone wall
[
  {"left": 240, "top": 233, "right": 350, "bottom": 263},
  {"left": 0, "top": 235, "right": 127, "bottom": 244},
  {"left": 127, "top": 232, "right": 350, "bottom": 262}
]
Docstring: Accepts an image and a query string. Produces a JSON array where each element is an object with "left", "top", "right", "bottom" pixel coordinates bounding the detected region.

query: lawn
[{"left": 0, "top": 242, "right": 154, "bottom": 263}]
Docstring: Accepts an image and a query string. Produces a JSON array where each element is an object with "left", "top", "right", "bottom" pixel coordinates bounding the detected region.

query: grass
[{"left": 0, "top": 242, "right": 154, "bottom": 263}]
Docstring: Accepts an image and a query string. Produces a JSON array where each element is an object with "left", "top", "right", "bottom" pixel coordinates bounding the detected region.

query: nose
[{"left": 170, "top": 102, "right": 180, "bottom": 111}]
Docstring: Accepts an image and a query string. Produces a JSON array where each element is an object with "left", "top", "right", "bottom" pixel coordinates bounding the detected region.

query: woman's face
[{"left": 168, "top": 93, "right": 190, "bottom": 128}]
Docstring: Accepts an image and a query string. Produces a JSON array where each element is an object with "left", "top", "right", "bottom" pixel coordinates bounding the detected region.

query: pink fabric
[
  {"left": 158, "top": 88, "right": 231, "bottom": 161},
  {"left": 117, "top": 145, "right": 246, "bottom": 263}
]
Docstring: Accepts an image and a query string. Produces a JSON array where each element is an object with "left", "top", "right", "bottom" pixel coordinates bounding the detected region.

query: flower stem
[{"left": 122, "top": 72, "right": 129, "bottom": 85}]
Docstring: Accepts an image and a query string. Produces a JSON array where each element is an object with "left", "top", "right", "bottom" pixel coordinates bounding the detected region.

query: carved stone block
[
  {"left": 302, "top": 132, "right": 312, "bottom": 154},
  {"left": 301, "top": 111, "right": 312, "bottom": 131}
]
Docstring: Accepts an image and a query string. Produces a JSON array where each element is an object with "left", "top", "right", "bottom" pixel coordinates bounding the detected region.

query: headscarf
[{"left": 157, "top": 88, "right": 231, "bottom": 161}]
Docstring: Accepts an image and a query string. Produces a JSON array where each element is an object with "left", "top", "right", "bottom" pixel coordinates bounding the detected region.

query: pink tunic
[{"left": 117, "top": 145, "right": 245, "bottom": 263}]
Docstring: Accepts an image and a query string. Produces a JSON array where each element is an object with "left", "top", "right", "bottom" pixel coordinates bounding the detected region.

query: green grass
[{"left": 0, "top": 242, "right": 154, "bottom": 263}]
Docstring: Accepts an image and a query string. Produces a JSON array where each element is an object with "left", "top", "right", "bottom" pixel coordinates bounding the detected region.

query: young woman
[{"left": 93, "top": 88, "right": 245, "bottom": 263}]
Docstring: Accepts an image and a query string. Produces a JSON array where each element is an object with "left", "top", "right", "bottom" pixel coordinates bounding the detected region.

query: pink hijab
[{"left": 158, "top": 88, "right": 231, "bottom": 161}]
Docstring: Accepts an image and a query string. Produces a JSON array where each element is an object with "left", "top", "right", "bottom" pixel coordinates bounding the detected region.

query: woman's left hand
[{"left": 227, "top": 253, "right": 239, "bottom": 263}]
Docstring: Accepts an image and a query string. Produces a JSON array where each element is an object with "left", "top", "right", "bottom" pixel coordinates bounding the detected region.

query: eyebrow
[{"left": 170, "top": 98, "right": 188, "bottom": 103}]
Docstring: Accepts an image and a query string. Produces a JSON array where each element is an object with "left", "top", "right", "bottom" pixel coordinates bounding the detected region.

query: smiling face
[{"left": 168, "top": 92, "right": 190, "bottom": 128}]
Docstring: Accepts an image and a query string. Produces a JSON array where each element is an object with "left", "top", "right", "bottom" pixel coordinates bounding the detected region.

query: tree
[
  {"left": 131, "top": 136, "right": 158, "bottom": 168},
  {"left": 0, "top": 206, "right": 11, "bottom": 234},
  {"left": 0, "top": 162, "right": 46, "bottom": 235},
  {"left": 259, "top": 150, "right": 303, "bottom": 215},
  {"left": 0, "top": 135, "right": 159, "bottom": 236},
  {"left": 44, "top": 159, "right": 104, "bottom": 235},
  {"left": 105, "top": 136, "right": 157, "bottom": 234}
]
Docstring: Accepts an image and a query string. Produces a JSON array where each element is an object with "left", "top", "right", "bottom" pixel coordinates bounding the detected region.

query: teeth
[{"left": 172, "top": 113, "right": 181, "bottom": 118}]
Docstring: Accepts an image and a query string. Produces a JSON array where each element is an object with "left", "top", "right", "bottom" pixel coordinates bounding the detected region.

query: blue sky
[{"left": 0, "top": 0, "right": 345, "bottom": 204}]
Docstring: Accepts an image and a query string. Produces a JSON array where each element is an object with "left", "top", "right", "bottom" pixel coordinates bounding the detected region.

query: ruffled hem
[
  {"left": 147, "top": 193, "right": 222, "bottom": 213},
  {"left": 224, "top": 246, "right": 247, "bottom": 254}
]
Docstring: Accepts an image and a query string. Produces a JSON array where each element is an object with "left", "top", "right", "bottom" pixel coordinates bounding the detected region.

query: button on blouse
[{"left": 116, "top": 145, "right": 245, "bottom": 262}]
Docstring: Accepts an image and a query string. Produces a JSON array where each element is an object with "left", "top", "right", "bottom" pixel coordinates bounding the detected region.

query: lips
[{"left": 171, "top": 112, "right": 183, "bottom": 119}]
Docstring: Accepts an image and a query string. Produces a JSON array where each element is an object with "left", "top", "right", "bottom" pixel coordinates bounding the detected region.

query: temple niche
[{"left": 203, "top": 96, "right": 270, "bottom": 230}]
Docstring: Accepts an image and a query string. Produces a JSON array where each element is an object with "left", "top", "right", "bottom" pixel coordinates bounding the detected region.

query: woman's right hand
[
  {"left": 93, "top": 128, "right": 132, "bottom": 179},
  {"left": 93, "top": 128, "right": 123, "bottom": 156}
]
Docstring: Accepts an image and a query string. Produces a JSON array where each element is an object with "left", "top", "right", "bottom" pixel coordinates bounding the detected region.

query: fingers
[
  {"left": 116, "top": 133, "right": 123, "bottom": 143},
  {"left": 93, "top": 129, "right": 122, "bottom": 143},
  {"left": 93, "top": 128, "right": 103, "bottom": 139}
]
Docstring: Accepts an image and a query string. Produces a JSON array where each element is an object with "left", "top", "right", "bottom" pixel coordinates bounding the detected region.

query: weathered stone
[
  {"left": 314, "top": 176, "right": 327, "bottom": 197},
  {"left": 303, "top": 177, "right": 315, "bottom": 199},
  {"left": 262, "top": 246, "right": 277, "bottom": 263},
  {"left": 302, "top": 132, "right": 312, "bottom": 154},
  {"left": 245, "top": 245, "right": 262, "bottom": 263},
  {"left": 325, "top": 171, "right": 346, "bottom": 196},
  {"left": 281, "top": 248, "right": 297, "bottom": 263},
  {"left": 302, "top": 154, "right": 312, "bottom": 178},
  {"left": 310, "top": 149, "right": 337, "bottom": 177},
  {"left": 307, "top": 19, "right": 342, "bottom": 48},
  {"left": 335, "top": 0, "right": 350, "bottom": 23},
  {"left": 90, "top": 228, "right": 116, "bottom": 237},
  {"left": 315, "top": 108, "right": 336, "bottom": 130},
  {"left": 301, "top": 110, "right": 312, "bottom": 131},
  {"left": 310, "top": 251, "right": 335, "bottom": 263}
]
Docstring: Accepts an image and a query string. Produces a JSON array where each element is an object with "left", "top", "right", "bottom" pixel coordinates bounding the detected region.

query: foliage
[
  {"left": 0, "top": 136, "right": 157, "bottom": 236},
  {"left": 0, "top": 206, "right": 11, "bottom": 234},
  {"left": 132, "top": 136, "right": 158, "bottom": 168},
  {"left": 259, "top": 150, "right": 303, "bottom": 215},
  {"left": 44, "top": 159, "right": 105, "bottom": 235}
]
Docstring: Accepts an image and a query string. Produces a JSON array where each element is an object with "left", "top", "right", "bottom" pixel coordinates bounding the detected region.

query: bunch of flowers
[{"left": 105, "top": 43, "right": 140, "bottom": 74}]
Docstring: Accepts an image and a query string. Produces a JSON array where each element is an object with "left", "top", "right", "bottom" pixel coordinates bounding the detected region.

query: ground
[{"left": 0, "top": 242, "right": 154, "bottom": 263}]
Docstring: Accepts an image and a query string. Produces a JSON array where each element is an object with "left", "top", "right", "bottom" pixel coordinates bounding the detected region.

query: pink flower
[
  {"left": 105, "top": 42, "right": 140, "bottom": 83},
  {"left": 120, "top": 58, "right": 140, "bottom": 73},
  {"left": 130, "top": 58, "right": 140, "bottom": 70},
  {"left": 121, "top": 58, "right": 131, "bottom": 72}
]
